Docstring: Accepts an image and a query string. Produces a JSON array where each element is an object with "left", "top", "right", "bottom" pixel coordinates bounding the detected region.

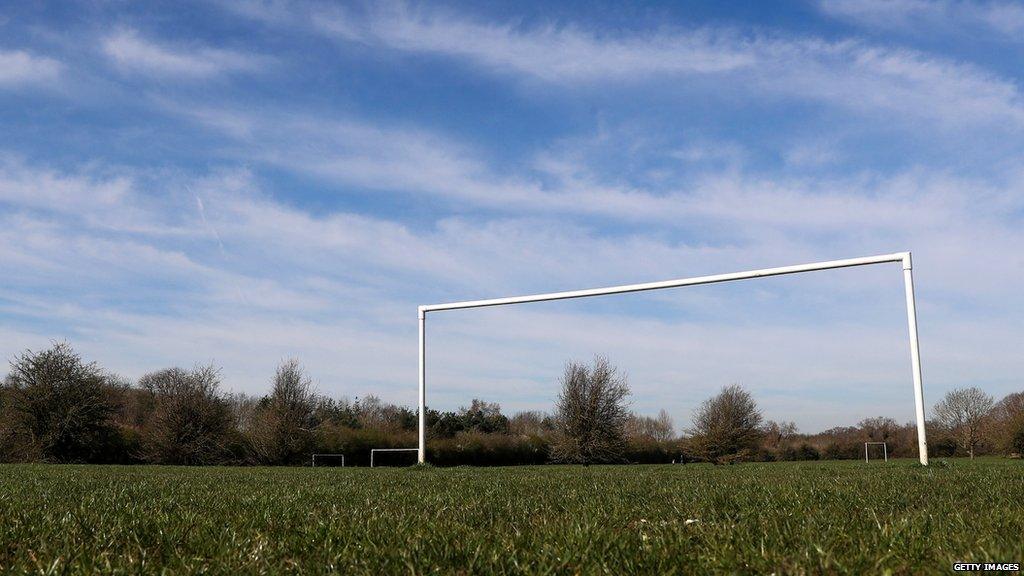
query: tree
[
  {"left": 460, "top": 399, "right": 509, "bottom": 434},
  {"left": 989, "top": 391, "right": 1024, "bottom": 455},
  {"left": 858, "top": 417, "right": 898, "bottom": 443},
  {"left": 689, "top": 384, "right": 763, "bottom": 463},
  {"left": 933, "top": 387, "right": 994, "bottom": 459},
  {"left": 508, "top": 411, "right": 555, "bottom": 436},
  {"left": 626, "top": 409, "right": 675, "bottom": 442},
  {"left": 550, "top": 357, "right": 631, "bottom": 464},
  {"left": 763, "top": 420, "right": 798, "bottom": 450},
  {"left": 139, "top": 365, "right": 234, "bottom": 465},
  {"left": 268, "top": 359, "right": 317, "bottom": 464},
  {"left": 3, "top": 342, "right": 117, "bottom": 462}
]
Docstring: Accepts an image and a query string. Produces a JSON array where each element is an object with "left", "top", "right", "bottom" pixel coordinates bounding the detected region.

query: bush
[
  {"left": 247, "top": 360, "right": 318, "bottom": 465},
  {"left": 624, "top": 438, "right": 682, "bottom": 464},
  {"left": 689, "top": 384, "right": 763, "bottom": 464},
  {"left": 429, "top": 432, "right": 550, "bottom": 467},
  {"left": 1011, "top": 424, "right": 1024, "bottom": 455},
  {"left": 2, "top": 343, "right": 118, "bottom": 463},
  {"left": 314, "top": 423, "right": 416, "bottom": 467},
  {"left": 549, "top": 357, "right": 631, "bottom": 464},
  {"left": 138, "top": 366, "right": 235, "bottom": 465},
  {"left": 778, "top": 443, "right": 820, "bottom": 461}
]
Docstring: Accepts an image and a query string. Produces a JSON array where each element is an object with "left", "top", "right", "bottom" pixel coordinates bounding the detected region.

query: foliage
[
  {"left": 1, "top": 343, "right": 118, "bottom": 463},
  {"left": 138, "top": 366, "right": 236, "bottom": 465},
  {"left": 549, "top": 357, "right": 631, "bottom": 464},
  {"left": 934, "top": 387, "right": 995, "bottom": 459},
  {"left": 626, "top": 409, "right": 675, "bottom": 442},
  {"left": 248, "top": 360, "right": 318, "bottom": 464},
  {"left": 1, "top": 460, "right": 1022, "bottom": 574},
  {"left": 990, "top": 392, "right": 1024, "bottom": 455},
  {"left": 689, "top": 384, "right": 763, "bottom": 463},
  {"left": 3, "top": 343, "right": 1023, "bottom": 467}
]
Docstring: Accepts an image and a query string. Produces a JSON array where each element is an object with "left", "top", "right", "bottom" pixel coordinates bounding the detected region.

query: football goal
[
  {"left": 311, "top": 453, "right": 345, "bottom": 467},
  {"left": 370, "top": 448, "right": 419, "bottom": 468},
  {"left": 864, "top": 442, "right": 889, "bottom": 462},
  {"left": 416, "top": 252, "right": 929, "bottom": 466}
]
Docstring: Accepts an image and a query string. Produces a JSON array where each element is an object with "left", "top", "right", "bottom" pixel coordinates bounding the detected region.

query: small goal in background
[
  {"left": 311, "top": 453, "right": 345, "bottom": 467},
  {"left": 370, "top": 448, "right": 419, "bottom": 468},
  {"left": 864, "top": 442, "right": 888, "bottom": 462}
]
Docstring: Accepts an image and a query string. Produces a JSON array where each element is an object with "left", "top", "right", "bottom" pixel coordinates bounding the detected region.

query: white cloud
[
  {"left": 102, "top": 29, "right": 270, "bottom": 78},
  {"left": 819, "top": 0, "right": 1024, "bottom": 38},
  {"left": 0, "top": 49, "right": 62, "bottom": 87},
  {"left": 170, "top": 103, "right": 1024, "bottom": 248},
  {"left": 306, "top": 5, "right": 1024, "bottom": 130},
  {"left": 315, "top": 5, "right": 754, "bottom": 81}
]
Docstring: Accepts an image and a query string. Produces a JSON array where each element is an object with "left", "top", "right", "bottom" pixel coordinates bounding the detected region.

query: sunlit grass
[{"left": 1, "top": 459, "right": 1021, "bottom": 574}]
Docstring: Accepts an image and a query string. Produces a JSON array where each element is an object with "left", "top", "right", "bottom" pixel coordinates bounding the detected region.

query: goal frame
[
  {"left": 864, "top": 442, "right": 888, "bottom": 462},
  {"left": 370, "top": 448, "right": 419, "bottom": 468},
  {"left": 311, "top": 453, "right": 345, "bottom": 467},
  {"left": 416, "top": 252, "right": 929, "bottom": 465}
]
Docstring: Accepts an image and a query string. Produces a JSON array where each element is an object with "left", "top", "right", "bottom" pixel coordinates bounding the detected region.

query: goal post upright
[
  {"left": 416, "top": 251, "right": 929, "bottom": 466},
  {"left": 418, "top": 308, "right": 427, "bottom": 464},
  {"left": 900, "top": 253, "right": 929, "bottom": 465}
]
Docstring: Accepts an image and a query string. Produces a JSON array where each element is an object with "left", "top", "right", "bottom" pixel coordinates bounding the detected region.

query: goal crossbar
[{"left": 416, "top": 251, "right": 929, "bottom": 465}]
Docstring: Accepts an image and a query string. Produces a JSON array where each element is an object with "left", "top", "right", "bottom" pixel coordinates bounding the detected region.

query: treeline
[
  {"left": 1, "top": 344, "right": 1021, "bottom": 466},
  {"left": 0, "top": 344, "right": 681, "bottom": 466}
]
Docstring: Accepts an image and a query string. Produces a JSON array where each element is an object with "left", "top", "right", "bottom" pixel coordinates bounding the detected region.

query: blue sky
[{"left": 2, "top": 0, "right": 1023, "bottom": 433}]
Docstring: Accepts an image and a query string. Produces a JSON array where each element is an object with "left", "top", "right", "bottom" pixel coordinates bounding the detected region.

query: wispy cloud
[
  {"left": 304, "top": 5, "right": 1024, "bottom": 130},
  {"left": 102, "top": 29, "right": 270, "bottom": 78},
  {"left": 0, "top": 49, "right": 62, "bottom": 88},
  {"left": 819, "top": 0, "right": 1024, "bottom": 38},
  {"left": 314, "top": 5, "right": 755, "bottom": 81},
  {"left": 168, "top": 102, "right": 1024, "bottom": 240}
]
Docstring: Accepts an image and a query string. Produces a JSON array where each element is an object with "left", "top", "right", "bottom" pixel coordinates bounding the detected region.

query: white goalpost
[
  {"left": 371, "top": 448, "right": 419, "bottom": 467},
  {"left": 416, "top": 252, "right": 929, "bottom": 466},
  {"left": 864, "top": 442, "right": 889, "bottom": 462},
  {"left": 311, "top": 453, "right": 345, "bottom": 467}
]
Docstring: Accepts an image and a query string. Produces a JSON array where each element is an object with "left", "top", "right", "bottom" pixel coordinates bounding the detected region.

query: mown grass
[{"left": 0, "top": 459, "right": 1021, "bottom": 574}]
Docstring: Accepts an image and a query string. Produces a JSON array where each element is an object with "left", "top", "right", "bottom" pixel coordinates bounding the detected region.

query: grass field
[{"left": 1, "top": 459, "right": 1021, "bottom": 574}]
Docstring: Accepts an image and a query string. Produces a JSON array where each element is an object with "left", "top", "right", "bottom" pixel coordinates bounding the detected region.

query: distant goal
[
  {"left": 311, "top": 453, "right": 345, "bottom": 467},
  {"left": 370, "top": 448, "right": 418, "bottom": 468},
  {"left": 864, "top": 442, "right": 888, "bottom": 463}
]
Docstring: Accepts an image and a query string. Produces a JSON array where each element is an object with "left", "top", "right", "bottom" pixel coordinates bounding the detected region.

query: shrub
[
  {"left": 429, "top": 432, "right": 550, "bottom": 467},
  {"left": 549, "top": 357, "right": 631, "bottom": 464},
  {"left": 248, "top": 360, "right": 317, "bottom": 465},
  {"left": 138, "top": 365, "right": 235, "bottom": 465},
  {"left": 689, "top": 384, "right": 763, "bottom": 464},
  {"left": 3, "top": 343, "right": 117, "bottom": 463}
]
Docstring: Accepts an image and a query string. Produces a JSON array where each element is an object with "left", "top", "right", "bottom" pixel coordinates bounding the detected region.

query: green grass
[{"left": 1, "top": 459, "right": 1021, "bottom": 574}]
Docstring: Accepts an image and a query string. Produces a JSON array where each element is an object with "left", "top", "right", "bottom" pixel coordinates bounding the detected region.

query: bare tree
[
  {"left": 139, "top": 365, "right": 234, "bottom": 465},
  {"left": 858, "top": 417, "right": 898, "bottom": 443},
  {"left": 626, "top": 409, "right": 675, "bottom": 442},
  {"left": 509, "top": 411, "right": 554, "bottom": 436},
  {"left": 3, "top": 342, "right": 117, "bottom": 462},
  {"left": 990, "top": 392, "right": 1024, "bottom": 455},
  {"left": 550, "top": 357, "right": 631, "bottom": 464},
  {"left": 763, "top": 420, "right": 798, "bottom": 450},
  {"left": 933, "top": 387, "right": 994, "bottom": 459},
  {"left": 689, "top": 384, "right": 763, "bottom": 463},
  {"left": 266, "top": 359, "right": 317, "bottom": 464}
]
